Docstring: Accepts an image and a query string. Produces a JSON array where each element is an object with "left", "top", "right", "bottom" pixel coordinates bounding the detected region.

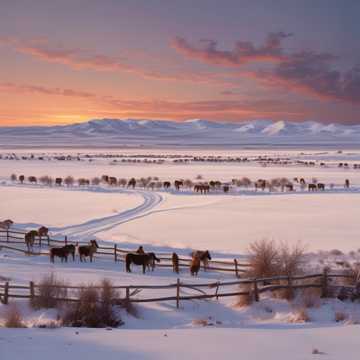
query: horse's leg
[{"left": 143, "top": 263, "right": 146, "bottom": 274}]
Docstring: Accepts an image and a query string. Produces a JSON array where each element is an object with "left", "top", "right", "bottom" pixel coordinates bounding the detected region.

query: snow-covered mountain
[{"left": 1, "top": 118, "right": 360, "bottom": 147}]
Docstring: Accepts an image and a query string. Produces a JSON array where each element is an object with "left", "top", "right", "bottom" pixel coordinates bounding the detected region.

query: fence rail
[
  {"left": 0, "top": 228, "right": 249, "bottom": 276},
  {"left": 0, "top": 269, "right": 356, "bottom": 308}
]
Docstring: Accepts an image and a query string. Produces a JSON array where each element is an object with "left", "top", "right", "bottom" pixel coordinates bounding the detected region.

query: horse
[
  {"left": 63, "top": 244, "right": 76, "bottom": 261},
  {"left": 308, "top": 183, "right": 317, "bottom": 191},
  {"left": 125, "top": 253, "right": 159, "bottom": 274},
  {"left": 38, "top": 226, "right": 49, "bottom": 239},
  {"left": 192, "top": 250, "right": 211, "bottom": 271},
  {"left": 190, "top": 255, "right": 201, "bottom": 276},
  {"left": 146, "top": 252, "right": 161, "bottom": 271},
  {"left": 50, "top": 246, "right": 69, "bottom": 263},
  {"left": 317, "top": 183, "right": 325, "bottom": 191},
  {"left": 172, "top": 252, "right": 179, "bottom": 273},
  {"left": 25, "top": 230, "right": 38, "bottom": 252},
  {"left": 78, "top": 240, "right": 99, "bottom": 262},
  {"left": 345, "top": 179, "right": 350, "bottom": 188},
  {"left": 174, "top": 180, "right": 183, "bottom": 190},
  {"left": 163, "top": 181, "right": 171, "bottom": 189},
  {"left": 0, "top": 219, "right": 13, "bottom": 230}
]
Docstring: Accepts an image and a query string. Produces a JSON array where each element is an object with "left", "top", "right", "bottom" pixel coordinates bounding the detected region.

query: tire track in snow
[{"left": 52, "top": 190, "right": 163, "bottom": 239}]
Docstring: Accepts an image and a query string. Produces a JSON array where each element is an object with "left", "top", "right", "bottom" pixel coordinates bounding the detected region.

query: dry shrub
[
  {"left": 271, "top": 281, "right": 294, "bottom": 301},
  {"left": 330, "top": 249, "right": 343, "bottom": 256},
  {"left": 335, "top": 311, "right": 348, "bottom": 322},
  {"left": 247, "top": 239, "right": 305, "bottom": 279},
  {"left": 62, "top": 279, "right": 122, "bottom": 328},
  {"left": 236, "top": 283, "right": 253, "bottom": 307},
  {"left": 247, "top": 239, "right": 280, "bottom": 278},
  {"left": 298, "top": 287, "right": 321, "bottom": 308},
  {"left": 4, "top": 304, "right": 26, "bottom": 328},
  {"left": 192, "top": 318, "right": 208, "bottom": 326},
  {"left": 30, "top": 274, "right": 68, "bottom": 309},
  {"left": 288, "top": 307, "right": 310, "bottom": 323}
]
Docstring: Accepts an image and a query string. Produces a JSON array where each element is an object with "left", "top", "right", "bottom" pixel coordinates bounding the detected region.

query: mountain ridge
[{"left": 1, "top": 118, "right": 360, "bottom": 146}]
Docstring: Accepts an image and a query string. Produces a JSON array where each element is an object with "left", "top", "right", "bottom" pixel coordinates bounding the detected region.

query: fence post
[
  {"left": 253, "top": 279, "right": 259, "bottom": 302},
  {"left": 234, "top": 259, "right": 239, "bottom": 278},
  {"left": 39, "top": 235, "right": 42, "bottom": 248},
  {"left": 6, "top": 229, "right": 9, "bottom": 242},
  {"left": 4, "top": 282, "right": 9, "bottom": 304},
  {"left": 215, "top": 282, "right": 220, "bottom": 300},
  {"left": 287, "top": 276, "right": 294, "bottom": 300},
  {"left": 126, "top": 287, "right": 130, "bottom": 304},
  {"left": 64, "top": 236, "right": 68, "bottom": 246},
  {"left": 30, "top": 281, "right": 35, "bottom": 302},
  {"left": 176, "top": 278, "right": 180, "bottom": 309},
  {"left": 114, "top": 244, "right": 117, "bottom": 262},
  {"left": 321, "top": 268, "right": 328, "bottom": 298}
]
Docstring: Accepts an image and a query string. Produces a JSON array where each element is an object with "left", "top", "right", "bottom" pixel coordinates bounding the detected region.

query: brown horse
[
  {"left": 38, "top": 226, "right": 49, "bottom": 239},
  {"left": 317, "top": 183, "right": 325, "bottom": 191},
  {"left": 0, "top": 219, "right": 14, "bottom": 230},
  {"left": 192, "top": 250, "right": 211, "bottom": 271},
  {"left": 78, "top": 240, "right": 99, "bottom": 262},
  {"left": 25, "top": 230, "right": 38, "bottom": 252},
  {"left": 50, "top": 244, "right": 76, "bottom": 263},
  {"left": 136, "top": 246, "right": 145, "bottom": 254},
  {"left": 308, "top": 183, "right": 317, "bottom": 191},
  {"left": 172, "top": 252, "right": 179, "bottom": 273},
  {"left": 190, "top": 256, "right": 201, "bottom": 276},
  {"left": 125, "top": 253, "right": 160, "bottom": 274},
  {"left": 64, "top": 244, "right": 76, "bottom": 261}
]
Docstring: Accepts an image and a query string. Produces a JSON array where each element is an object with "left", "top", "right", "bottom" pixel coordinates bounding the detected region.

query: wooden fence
[
  {"left": 0, "top": 269, "right": 356, "bottom": 308},
  {"left": 0, "top": 228, "right": 250, "bottom": 276}
]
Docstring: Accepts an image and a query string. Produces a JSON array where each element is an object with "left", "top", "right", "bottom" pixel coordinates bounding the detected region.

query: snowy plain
[{"left": 1, "top": 146, "right": 360, "bottom": 359}]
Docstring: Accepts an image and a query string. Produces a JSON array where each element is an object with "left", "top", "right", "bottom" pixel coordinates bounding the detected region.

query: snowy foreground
[{"left": 1, "top": 147, "right": 360, "bottom": 359}]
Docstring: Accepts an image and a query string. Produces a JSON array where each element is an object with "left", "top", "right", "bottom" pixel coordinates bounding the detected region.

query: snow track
[{"left": 52, "top": 190, "right": 163, "bottom": 239}]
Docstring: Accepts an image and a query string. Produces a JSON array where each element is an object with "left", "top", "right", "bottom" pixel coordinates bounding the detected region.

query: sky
[{"left": 0, "top": 0, "right": 359, "bottom": 126}]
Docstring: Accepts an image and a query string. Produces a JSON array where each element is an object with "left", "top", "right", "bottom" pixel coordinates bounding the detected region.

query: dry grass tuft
[
  {"left": 288, "top": 307, "right": 310, "bottom": 323},
  {"left": 192, "top": 318, "right": 208, "bottom": 326},
  {"left": 335, "top": 311, "right": 348, "bottom": 322},
  {"left": 4, "top": 304, "right": 26, "bottom": 328},
  {"left": 298, "top": 288, "right": 321, "bottom": 308},
  {"left": 236, "top": 283, "right": 253, "bottom": 307}
]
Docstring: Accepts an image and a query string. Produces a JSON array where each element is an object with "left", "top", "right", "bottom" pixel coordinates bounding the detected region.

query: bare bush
[
  {"left": 62, "top": 279, "right": 122, "bottom": 328},
  {"left": 288, "top": 307, "right": 310, "bottom": 323},
  {"left": 64, "top": 176, "right": 74, "bottom": 186},
  {"left": 4, "top": 304, "right": 26, "bottom": 328},
  {"left": 277, "top": 242, "right": 305, "bottom": 277},
  {"left": 335, "top": 311, "right": 348, "bottom": 322},
  {"left": 247, "top": 239, "right": 280, "bottom": 278},
  {"left": 298, "top": 287, "right": 321, "bottom": 308},
  {"left": 236, "top": 283, "right": 253, "bottom": 307},
  {"left": 31, "top": 274, "right": 68, "bottom": 309}
]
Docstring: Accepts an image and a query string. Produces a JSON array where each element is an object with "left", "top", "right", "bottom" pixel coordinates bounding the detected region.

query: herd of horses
[{"left": 1, "top": 220, "right": 212, "bottom": 276}]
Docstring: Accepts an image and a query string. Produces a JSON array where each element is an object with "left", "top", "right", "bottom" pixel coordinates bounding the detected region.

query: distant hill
[{"left": 1, "top": 118, "right": 360, "bottom": 147}]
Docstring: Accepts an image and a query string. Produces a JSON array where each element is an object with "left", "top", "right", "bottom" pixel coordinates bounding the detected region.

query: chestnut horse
[
  {"left": 172, "top": 252, "right": 179, "bottom": 274},
  {"left": 78, "top": 240, "right": 99, "bottom": 262},
  {"left": 25, "top": 230, "right": 38, "bottom": 252},
  {"left": 191, "top": 250, "right": 212, "bottom": 271}
]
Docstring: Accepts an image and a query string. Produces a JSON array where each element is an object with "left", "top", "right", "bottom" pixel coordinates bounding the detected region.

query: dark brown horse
[
  {"left": 125, "top": 253, "right": 160, "bottom": 274},
  {"left": 50, "top": 244, "right": 76, "bottom": 263},
  {"left": 192, "top": 250, "right": 211, "bottom": 271},
  {"left": 308, "top": 183, "right": 317, "bottom": 191},
  {"left": 78, "top": 240, "right": 99, "bottom": 262},
  {"left": 317, "top": 183, "right": 325, "bottom": 191}
]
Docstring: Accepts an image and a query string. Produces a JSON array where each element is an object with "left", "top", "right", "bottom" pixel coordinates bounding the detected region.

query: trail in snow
[{"left": 52, "top": 190, "right": 163, "bottom": 239}]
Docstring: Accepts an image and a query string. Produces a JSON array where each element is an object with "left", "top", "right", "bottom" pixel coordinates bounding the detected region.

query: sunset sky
[{"left": 0, "top": 0, "right": 359, "bottom": 126}]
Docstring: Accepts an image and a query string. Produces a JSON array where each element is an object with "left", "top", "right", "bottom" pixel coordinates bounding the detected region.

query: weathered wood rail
[
  {"left": 0, "top": 228, "right": 249, "bottom": 276},
  {"left": 0, "top": 270, "right": 356, "bottom": 308}
]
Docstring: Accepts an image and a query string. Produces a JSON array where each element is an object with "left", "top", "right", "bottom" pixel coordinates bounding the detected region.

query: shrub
[
  {"left": 335, "top": 311, "right": 348, "bottom": 322},
  {"left": 247, "top": 239, "right": 280, "bottom": 278},
  {"left": 298, "top": 288, "right": 321, "bottom": 308},
  {"left": 236, "top": 283, "right": 253, "bottom": 307},
  {"left": 30, "top": 274, "right": 68, "bottom": 309},
  {"left": 288, "top": 307, "right": 310, "bottom": 323},
  {"left": 62, "top": 280, "right": 122, "bottom": 328},
  {"left": 4, "top": 304, "right": 26, "bottom": 328},
  {"left": 64, "top": 176, "right": 74, "bottom": 186},
  {"left": 277, "top": 242, "right": 305, "bottom": 277}
]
